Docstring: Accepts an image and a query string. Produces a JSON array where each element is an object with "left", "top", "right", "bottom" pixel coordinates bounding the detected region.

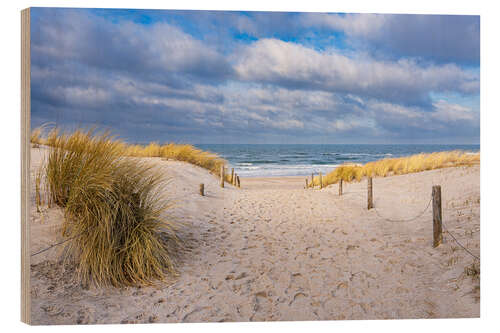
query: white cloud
[
  {"left": 432, "top": 100, "right": 476, "bottom": 122},
  {"left": 300, "top": 13, "right": 480, "bottom": 64},
  {"left": 234, "top": 39, "right": 479, "bottom": 105},
  {"left": 302, "top": 13, "right": 388, "bottom": 39},
  {"left": 51, "top": 86, "right": 111, "bottom": 107},
  {"left": 32, "top": 11, "right": 232, "bottom": 82}
]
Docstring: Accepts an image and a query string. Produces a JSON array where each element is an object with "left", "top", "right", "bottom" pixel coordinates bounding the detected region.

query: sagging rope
[
  {"left": 442, "top": 222, "right": 480, "bottom": 261},
  {"left": 31, "top": 234, "right": 78, "bottom": 257},
  {"left": 373, "top": 197, "right": 432, "bottom": 223},
  {"left": 372, "top": 196, "right": 479, "bottom": 261}
]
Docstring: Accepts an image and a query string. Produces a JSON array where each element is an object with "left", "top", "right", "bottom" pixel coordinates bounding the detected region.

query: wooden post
[
  {"left": 231, "top": 168, "right": 234, "bottom": 184},
  {"left": 432, "top": 185, "right": 443, "bottom": 247},
  {"left": 319, "top": 172, "right": 323, "bottom": 189},
  {"left": 339, "top": 179, "right": 343, "bottom": 196},
  {"left": 220, "top": 165, "right": 225, "bottom": 188},
  {"left": 199, "top": 183, "right": 204, "bottom": 196},
  {"left": 35, "top": 175, "right": 41, "bottom": 213},
  {"left": 367, "top": 177, "right": 373, "bottom": 210},
  {"left": 237, "top": 176, "right": 241, "bottom": 188},
  {"left": 305, "top": 178, "right": 308, "bottom": 189},
  {"left": 311, "top": 173, "right": 314, "bottom": 188}
]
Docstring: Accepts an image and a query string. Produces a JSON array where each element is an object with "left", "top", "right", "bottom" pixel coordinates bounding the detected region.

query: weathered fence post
[
  {"left": 237, "top": 176, "right": 241, "bottom": 188},
  {"left": 231, "top": 168, "right": 234, "bottom": 184},
  {"left": 305, "top": 178, "right": 308, "bottom": 189},
  {"left": 432, "top": 185, "right": 443, "bottom": 247},
  {"left": 367, "top": 177, "right": 373, "bottom": 210},
  {"left": 311, "top": 173, "right": 314, "bottom": 188},
  {"left": 234, "top": 173, "right": 237, "bottom": 186},
  {"left": 220, "top": 165, "right": 225, "bottom": 188},
  {"left": 339, "top": 179, "right": 343, "bottom": 196},
  {"left": 319, "top": 172, "right": 323, "bottom": 189},
  {"left": 35, "top": 175, "right": 41, "bottom": 213},
  {"left": 199, "top": 183, "right": 204, "bottom": 196}
]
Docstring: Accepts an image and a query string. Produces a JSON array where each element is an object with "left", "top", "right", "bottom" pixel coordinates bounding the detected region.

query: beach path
[{"left": 30, "top": 149, "right": 480, "bottom": 324}]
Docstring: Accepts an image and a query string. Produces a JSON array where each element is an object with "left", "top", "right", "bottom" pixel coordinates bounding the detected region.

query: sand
[{"left": 29, "top": 147, "right": 480, "bottom": 324}]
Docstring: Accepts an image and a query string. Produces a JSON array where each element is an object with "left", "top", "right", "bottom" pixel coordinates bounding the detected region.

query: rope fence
[
  {"left": 364, "top": 179, "right": 479, "bottom": 261},
  {"left": 32, "top": 179, "right": 479, "bottom": 262},
  {"left": 31, "top": 234, "right": 78, "bottom": 257},
  {"left": 373, "top": 197, "right": 432, "bottom": 223}
]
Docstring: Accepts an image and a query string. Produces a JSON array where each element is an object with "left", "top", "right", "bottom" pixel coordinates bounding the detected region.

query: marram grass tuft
[{"left": 44, "top": 129, "right": 178, "bottom": 287}]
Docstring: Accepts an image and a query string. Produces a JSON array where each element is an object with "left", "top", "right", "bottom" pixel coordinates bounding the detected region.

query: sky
[{"left": 30, "top": 8, "right": 480, "bottom": 144}]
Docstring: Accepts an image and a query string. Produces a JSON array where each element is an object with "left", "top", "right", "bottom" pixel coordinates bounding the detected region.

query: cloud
[
  {"left": 303, "top": 13, "right": 388, "bottom": 38},
  {"left": 30, "top": 8, "right": 480, "bottom": 144},
  {"left": 234, "top": 39, "right": 479, "bottom": 106},
  {"left": 364, "top": 99, "right": 479, "bottom": 141},
  {"left": 431, "top": 100, "right": 476, "bottom": 122},
  {"left": 31, "top": 9, "right": 234, "bottom": 86},
  {"left": 301, "top": 13, "right": 480, "bottom": 64}
]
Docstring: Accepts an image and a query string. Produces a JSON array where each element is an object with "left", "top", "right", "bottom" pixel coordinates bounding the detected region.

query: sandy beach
[{"left": 29, "top": 147, "right": 480, "bottom": 324}]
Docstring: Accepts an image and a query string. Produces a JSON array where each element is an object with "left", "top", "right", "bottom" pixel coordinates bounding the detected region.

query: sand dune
[{"left": 29, "top": 147, "right": 479, "bottom": 324}]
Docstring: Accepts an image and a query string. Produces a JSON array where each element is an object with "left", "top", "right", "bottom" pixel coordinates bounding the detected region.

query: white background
[{"left": 1, "top": 0, "right": 498, "bottom": 332}]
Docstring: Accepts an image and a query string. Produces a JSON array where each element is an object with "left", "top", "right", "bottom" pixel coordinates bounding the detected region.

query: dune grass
[
  {"left": 30, "top": 126, "right": 43, "bottom": 147},
  {"left": 464, "top": 261, "right": 480, "bottom": 280},
  {"left": 122, "top": 142, "right": 226, "bottom": 174},
  {"left": 31, "top": 127, "right": 42, "bottom": 144},
  {"left": 43, "top": 129, "right": 178, "bottom": 287},
  {"left": 32, "top": 126, "right": 227, "bottom": 175},
  {"left": 310, "top": 151, "right": 480, "bottom": 188}
]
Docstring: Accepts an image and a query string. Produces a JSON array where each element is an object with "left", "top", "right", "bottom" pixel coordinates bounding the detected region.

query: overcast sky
[{"left": 30, "top": 8, "right": 480, "bottom": 144}]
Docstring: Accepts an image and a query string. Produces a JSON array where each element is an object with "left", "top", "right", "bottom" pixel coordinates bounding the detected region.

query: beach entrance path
[{"left": 30, "top": 152, "right": 480, "bottom": 324}]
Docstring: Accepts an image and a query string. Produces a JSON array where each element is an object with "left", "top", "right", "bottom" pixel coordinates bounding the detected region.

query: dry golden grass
[
  {"left": 31, "top": 127, "right": 42, "bottom": 145},
  {"left": 158, "top": 143, "right": 226, "bottom": 174},
  {"left": 310, "top": 151, "right": 480, "bottom": 188},
  {"left": 120, "top": 141, "right": 228, "bottom": 181},
  {"left": 32, "top": 126, "right": 227, "bottom": 175},
  {"left": 463, "top": 260, "right": 480, "bottom": 302},
  {"left": 44, "top": 129, "right": 178, "bottom": 287},
  {"left": 35, "top": 167, "right": 42, "bottom": 212},
  {"left": 30, "top": 126, "right": 44, "bottom": 148},
  {"left": 464, "top": 261, "right": 480, "bottom": 281}
]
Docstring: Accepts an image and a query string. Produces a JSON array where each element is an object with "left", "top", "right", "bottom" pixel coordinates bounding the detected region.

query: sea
[{"left": 195, "top": 144, "right": 480, "bottom": 178}]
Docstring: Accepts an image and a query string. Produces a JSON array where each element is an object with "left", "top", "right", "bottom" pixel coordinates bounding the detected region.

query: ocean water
[{"left": 195, "top": 144, "right": 480, "bottom": 178}]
